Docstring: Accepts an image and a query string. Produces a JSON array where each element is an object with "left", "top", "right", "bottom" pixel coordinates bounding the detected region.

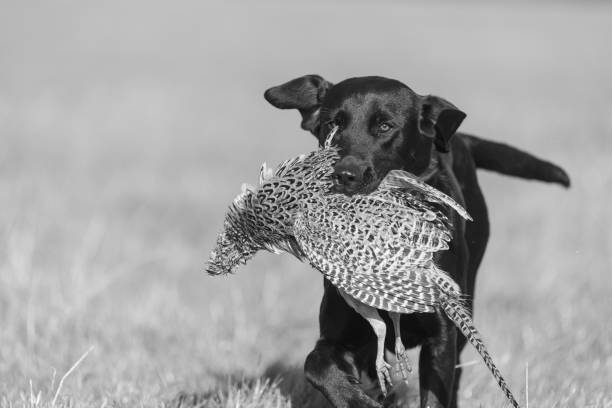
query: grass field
[{"left": 1, "top": 1, "right": 611, "bottom": 407}]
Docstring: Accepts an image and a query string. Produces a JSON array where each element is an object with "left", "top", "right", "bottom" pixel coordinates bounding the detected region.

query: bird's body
[
  {"left": 207, "top": 130, "right": 521, "bottom": 408},
  {"left": 294, "top": 191, "right": 461, "bottom": 315}
]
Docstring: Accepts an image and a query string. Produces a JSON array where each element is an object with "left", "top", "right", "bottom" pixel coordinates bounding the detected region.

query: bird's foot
[
  {"left": 376, "top": 359, "right": 393, "bottom": 396},
  {"left": 394, "top": 340, "right": 412, "bottom": 380}
]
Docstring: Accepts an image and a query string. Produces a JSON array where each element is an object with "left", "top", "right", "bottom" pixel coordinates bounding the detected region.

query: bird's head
[
  {"left": 206, "top": 184, "right": 261, "bottom": 276},
  {"left": 206, "top": 229, "right": 258, "bottom": 276},
  {"left": 206, "top": 133, "right": 340, "bottom": 276}
]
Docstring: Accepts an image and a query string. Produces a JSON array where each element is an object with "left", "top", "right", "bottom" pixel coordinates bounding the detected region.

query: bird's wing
[
  {"left": 367, "top": 188, "right": 452, "bottom": 230},
  {"left": 378, "top": 169, "right": 472, "bottom": 221},
  {"left": 294, "top": 200, "right": 445, "bottom": 314},
  {"left": 343, "top": 195, "right": 453, "bottom": 255}
]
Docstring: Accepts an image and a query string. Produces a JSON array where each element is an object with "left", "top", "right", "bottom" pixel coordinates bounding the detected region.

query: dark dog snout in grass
[{"left": 265, "top": 74, "right": 570, "bottom": 408}]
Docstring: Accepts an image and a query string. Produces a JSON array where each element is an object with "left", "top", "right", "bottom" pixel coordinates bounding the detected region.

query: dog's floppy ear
[
  {"left": 264, "top": 75, "right": 333, "bottom": 135},
  {"left": 418, "top": 95, "right": 466, "bottom": 153}
]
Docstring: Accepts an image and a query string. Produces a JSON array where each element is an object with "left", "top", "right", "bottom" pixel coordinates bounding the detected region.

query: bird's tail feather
[{"left": 441, "top": 298, "right": 522, "bottom": 408}]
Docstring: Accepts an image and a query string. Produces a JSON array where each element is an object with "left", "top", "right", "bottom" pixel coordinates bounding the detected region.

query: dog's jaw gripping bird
[{"left": 207, "top": 128, "right": 521, "bottom": 408}]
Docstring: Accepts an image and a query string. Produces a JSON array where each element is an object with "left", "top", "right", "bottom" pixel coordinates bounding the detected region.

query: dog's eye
[{"left": 378, "top": 122, "right": 392, "bottom": 132}]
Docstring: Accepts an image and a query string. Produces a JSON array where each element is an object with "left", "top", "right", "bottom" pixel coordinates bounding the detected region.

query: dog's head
[{"left": 264, "top": 75, "right": 466, "bottom": 195}]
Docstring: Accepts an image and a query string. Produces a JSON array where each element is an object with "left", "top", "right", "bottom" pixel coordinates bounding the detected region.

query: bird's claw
[
  {"left": 395, "top": 343, "right": 413, "bottom": 380},
  {"left": 376, "top": 360, "right": 393, "bottom": 396}
]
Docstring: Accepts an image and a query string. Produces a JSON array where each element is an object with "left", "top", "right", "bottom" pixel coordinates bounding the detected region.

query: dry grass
[{"left": 1, "top": 1, "right": 611, "bottom": 407}]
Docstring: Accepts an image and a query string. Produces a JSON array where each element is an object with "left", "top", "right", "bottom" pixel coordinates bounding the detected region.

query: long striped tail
[{"left": 441, "top": 297, "right": 522, "bottom": 408}]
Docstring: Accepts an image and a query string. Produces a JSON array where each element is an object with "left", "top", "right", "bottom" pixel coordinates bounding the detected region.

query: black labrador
[{"left": 264, "top": 75, "right": 570, "bottom": 408}]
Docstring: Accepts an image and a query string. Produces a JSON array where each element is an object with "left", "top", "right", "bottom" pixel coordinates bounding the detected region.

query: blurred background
[{"left": 1, "top": 1, "right": 611, "bottom": 407}]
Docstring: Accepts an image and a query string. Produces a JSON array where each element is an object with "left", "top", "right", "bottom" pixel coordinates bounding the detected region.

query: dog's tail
[{"left": 461, "top": 134, "right": 570, "bottom": 187}]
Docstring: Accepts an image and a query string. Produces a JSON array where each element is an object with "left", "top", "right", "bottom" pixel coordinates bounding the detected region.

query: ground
[{"left": 0, "top": 1, "right": 611, "bottom": 407}]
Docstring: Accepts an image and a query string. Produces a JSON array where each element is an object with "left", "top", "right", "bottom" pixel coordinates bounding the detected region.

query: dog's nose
[
  {"left": 332, "top": 158, "right": 374, "bottom": 194},
  {"left": 333, "top": 169, "right": 357, "bottom": 186}
]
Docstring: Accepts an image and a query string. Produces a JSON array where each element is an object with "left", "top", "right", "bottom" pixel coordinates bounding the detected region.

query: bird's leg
[
  {"left": 364, "top": 312, "right": 392, "bottom": 396},
  {"left": 338, "top": 291, "right": 392, "bottom": 396},
  {"left": 390, "top": 312, "right": 412, "bottom": 379}
]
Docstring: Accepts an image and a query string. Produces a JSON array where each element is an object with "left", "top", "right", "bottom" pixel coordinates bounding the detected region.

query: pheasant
[{"left": 206, "top": 128, "right": 522, "bottom": 408}]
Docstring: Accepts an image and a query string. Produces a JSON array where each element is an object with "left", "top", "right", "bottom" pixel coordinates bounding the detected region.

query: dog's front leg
[
  {"left": 305, "top": 339, "right": 382, "bottom": 408},
  {"left": 418, "top": 312, "right": 457, "bottom": 408}
]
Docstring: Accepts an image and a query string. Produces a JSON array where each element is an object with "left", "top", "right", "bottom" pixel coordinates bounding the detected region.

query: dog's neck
[
  {"left": 419, "top": 148, "right": 468, "bottom": 224},
  {"left": 417, "top": 150, "right": 441, "bottom": 183}
]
